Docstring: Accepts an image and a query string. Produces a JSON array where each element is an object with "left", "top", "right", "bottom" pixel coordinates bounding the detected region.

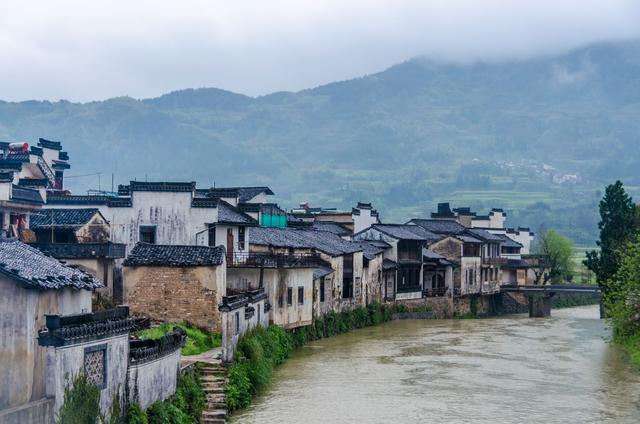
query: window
[
  {"left": 235, "top": 311, "right": 240, "bottom": 335},
  {"left": 287, "top": 287, "right": 293, "bottom": 305},
  {"left": 320, "top": 279, "right": 325, "bottom": 303},
  {"left": 208, "top": 224, "right": 216, "bottom": 247},
  {"left": 298, "top": 287, "right": 304, "bottom": 305},
  {"left": 278, "top": 293, "right": 284, "bottom": 308},
  {"left": 257, "top": 304, "right": 261, "bottom": 323},
  {"left": 84, "top": 344, "right": 107, "bottom": 389},
  {"left": 238, "top": 226, "right": 246, "bottom": 250},
  {"left": 342, "top": 254, "right": 354, "bottom": 299},
  {"left": 139, "top": 225, "right": 156, "bottom": 244}
]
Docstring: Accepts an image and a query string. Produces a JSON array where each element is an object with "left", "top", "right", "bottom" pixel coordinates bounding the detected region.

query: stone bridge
[{"left": 500, "top": 284, "right": 602, "bottom": 318}]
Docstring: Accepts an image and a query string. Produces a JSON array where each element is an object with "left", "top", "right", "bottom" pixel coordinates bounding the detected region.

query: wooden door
[{"left": 226, "top": 228, "right": 234, "bottom": 261}]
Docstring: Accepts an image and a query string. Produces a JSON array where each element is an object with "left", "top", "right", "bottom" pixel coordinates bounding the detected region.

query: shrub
[
  {"left": 173, "top": 367, "right": 205, "bottom": 421},
  {"left": 146, "top": 401, "right": 190, "bottom": 424},
  {"left": 127, "top": 402, "right": 148, "bottom": 424},
  {"left": 225, "top": 362, "right": 253, "bottom": 411},
  {"left": 136, "top": 322, "right": 221, "bottom": 356},
  {"left": 57, "top": 373, "right": 101, "bottom": 424}
]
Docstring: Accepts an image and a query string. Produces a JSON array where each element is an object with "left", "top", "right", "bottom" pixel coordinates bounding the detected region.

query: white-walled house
[{"left": 0, "top": 138, "right": 71, "bottom": 240}]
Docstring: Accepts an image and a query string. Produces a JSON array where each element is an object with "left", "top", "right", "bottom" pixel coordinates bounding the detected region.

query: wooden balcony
[{"left": 227, "top": 252, "right": 327, "bottom": 269}]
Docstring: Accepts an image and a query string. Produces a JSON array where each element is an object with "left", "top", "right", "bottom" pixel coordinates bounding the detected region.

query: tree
[
  {"left": 532, "top": 229, "right": 575, "bottom": 284},
  {"left": 585, "top": 181, "right": 637, "bottom": 296}
]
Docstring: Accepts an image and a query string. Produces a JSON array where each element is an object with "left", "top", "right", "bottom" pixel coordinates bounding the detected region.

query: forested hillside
[{"left": 2, "top": 41, "right": 640, "bottom": 244}]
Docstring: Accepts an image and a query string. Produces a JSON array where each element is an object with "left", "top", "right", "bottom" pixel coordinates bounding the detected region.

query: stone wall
[
  {"left": 386, "top": 294, "right": 498, "bottom": 319},
  {"left": 127, "top": 349, "right": 181, "bottom": 409},
  {"left": 123, "top": 265, "right": 225, "bottom": 331}
]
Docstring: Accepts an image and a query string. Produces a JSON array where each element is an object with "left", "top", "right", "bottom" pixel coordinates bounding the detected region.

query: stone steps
[{"left": 198, "top": 360, "right": 228, "bottom": 423}]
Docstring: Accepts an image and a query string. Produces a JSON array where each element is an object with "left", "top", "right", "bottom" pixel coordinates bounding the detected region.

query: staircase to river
[{"left": 200, "top": 361, "right": 228, "bottom": 424}]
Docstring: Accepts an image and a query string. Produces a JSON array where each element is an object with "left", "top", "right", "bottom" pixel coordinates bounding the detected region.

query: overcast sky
[{"left": 1, "top": 0, "right": 639, "bottom": 102}]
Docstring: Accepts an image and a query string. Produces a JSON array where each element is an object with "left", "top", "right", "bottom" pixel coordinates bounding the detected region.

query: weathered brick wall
[{"left": 124, "top": 266, "right": 222, "bottom": 331}]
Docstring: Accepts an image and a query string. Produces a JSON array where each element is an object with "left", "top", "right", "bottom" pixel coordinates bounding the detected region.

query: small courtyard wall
[
  {"left": 127, "top": 349, "right": 181, "bottom": 409},
  {"left": 44, "top": 333, "right": 129, "bottom": 419}
]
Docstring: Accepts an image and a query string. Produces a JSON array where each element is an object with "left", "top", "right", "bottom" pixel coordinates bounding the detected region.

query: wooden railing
[{"left": 227, "top": 252, "right": 326, "bottom": 268}]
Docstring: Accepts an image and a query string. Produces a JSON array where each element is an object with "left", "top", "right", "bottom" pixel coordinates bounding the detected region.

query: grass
[
  {"left": 619, "top": 333, "right": 640, "bottom": 368},
  {"left": 136, "top": 322, "right": 221, "bottom": 356}
]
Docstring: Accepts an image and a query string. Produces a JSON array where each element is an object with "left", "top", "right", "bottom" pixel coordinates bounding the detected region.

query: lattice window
[{"left": 84, "top": 345, "right": 107, "bottom": 388}]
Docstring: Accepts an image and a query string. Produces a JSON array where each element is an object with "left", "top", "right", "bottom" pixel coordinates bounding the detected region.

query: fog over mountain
[{"left": 2, "top": 40, "right": 640, "bottom": 243}]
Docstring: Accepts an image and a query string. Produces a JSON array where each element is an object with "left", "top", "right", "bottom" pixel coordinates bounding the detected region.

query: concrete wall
[
  {"left": 220, "top": 298, "right": 268, "bottom": 362},
  {"left": 65, "top": 258, "right": 114, "bottom": 298},
  {"left": 45, "top": 334, "right": 128, "bottom": 420},
  {"left": 0, "top": 398, "right": 54, "bottom": 424},
  {"left": 127, "top": 349, "right": 181, "bottom": 410},
  {"left": 123, "top": 264, "right": 226, "bottom": 331},
  {"left": 0, "top": 277, "right": 91, "bottom": 409}
]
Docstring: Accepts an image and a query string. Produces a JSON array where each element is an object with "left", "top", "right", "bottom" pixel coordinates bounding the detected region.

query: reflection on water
[{"left": 234, "top": 306, "right": 640, "bottom": 424}]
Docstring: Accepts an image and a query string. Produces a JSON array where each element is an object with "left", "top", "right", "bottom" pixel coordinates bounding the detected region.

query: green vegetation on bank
[
  {"left": 127, "top": 366, "right": 205, "bottom": 424},
  {"left": 585, "top": 181, "right": 640, "bottom": 367},
  {"left": 135, "top": 322, "right": 221, "bottom": 356},
  {"left": 57, "top": 373, "right": 120, "bottom": 424},
  {"left": 225, "top": 303, "right": 410, "bottom": 412}
]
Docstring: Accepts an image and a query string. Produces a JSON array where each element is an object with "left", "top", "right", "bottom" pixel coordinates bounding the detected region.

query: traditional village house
[
  {"left": 350, "top": 239, "right": 388, "bottom": 305},
  {"left": 243, "top": 227, "right": 365, "bottom": 322},
  {"left": 28, "top": 208, "right": 126, "bottom": 298},
  {"left": 46, "top": 181, "right": 268, "bottom": 300},
  {"left": 289, "top": 202, "right": 380, "bottom": 234},
  {"left": 0, "top": 238, "right": 101, "bottom": 419},
  {"left": 122, "top": 243, "right": 227, "bottom": 331},
  {"left": 0, "top": 138, "right": 70, "bottom": 240},
  {"left": 494, "top": 234, "right": 529, "bottom": 284},
  {"left": 352, "top": 224, "right": 448, "bottom": 300}
]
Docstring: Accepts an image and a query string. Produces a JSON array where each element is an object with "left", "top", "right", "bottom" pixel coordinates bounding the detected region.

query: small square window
[
  {"left": 139, "top": 226, "right": 156, "bottom": 244},
  {"left": 298, "top": 287, "right": 304, "bottom": 305},
  {"left": 287, "top": 287, "right": 292, "bottom": 305},
  {"left": 84, "top": 344, "right": 107, "bottom": 389}
]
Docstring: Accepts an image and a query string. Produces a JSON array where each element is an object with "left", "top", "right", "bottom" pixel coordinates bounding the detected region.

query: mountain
[{"left": 3, "top": 40, "right": 640, "bottom": 244}]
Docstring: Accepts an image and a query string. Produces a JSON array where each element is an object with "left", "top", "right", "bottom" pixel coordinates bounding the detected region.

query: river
[{"left": 234, "top": 305, "right": 640, "bottom": 423}]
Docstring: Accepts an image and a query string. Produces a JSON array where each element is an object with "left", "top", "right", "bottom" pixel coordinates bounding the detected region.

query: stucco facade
[{"left": 0, "top": 277, "right": 91, "bottom": 409}]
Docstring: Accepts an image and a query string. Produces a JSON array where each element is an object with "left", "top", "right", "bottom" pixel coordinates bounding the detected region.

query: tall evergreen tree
[{"left": 585, "top": 181, "right": 637, "bottom": 295}]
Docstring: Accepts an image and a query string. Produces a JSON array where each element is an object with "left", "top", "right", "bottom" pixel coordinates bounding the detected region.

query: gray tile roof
[
  {"left": 30, "top": 208, "right": 102, "bottom": 230},
  {"left": 495, "top": 234, "right": 523, "bottom": 248},
  {"left": 250, "top": 227, "right": 362, "bottom": 257},
  {"left": 467, "top": 228, "right": 504, "bottom": 242},
  {"left": 457, "top": 234, "right": 482, "bottom": 243},
  {"left": 313, "top": 266, "right": 334, "bottom": 280},
  {"left": 11, "top": 185, "right": 44, "bottom": 204},
  {"left": 123, "top": 243, "right": 225, "bottom": 267},
  {"left": 312, "top": 221, "right": 351, "bottom": 237},
  {"left": 407, "top": 219, "right": 467, "bottom": 235},
  {"left": 217, "top": 200, "right": 257, "bottom": 225},
  {"left": 382, "top": 258, "right": 397, "bottom": 271},
  {"left": 422, "top": 248, "right": 452, "bottom": 265},
  {"left": 0, "top": 238, "right": 102, "bottom": 290},
  {"left": 351, "top": 240, "right": 389, "bottom": 260},
  {"left": 368, "top": 224, "right": 440, "bottom": 241}
]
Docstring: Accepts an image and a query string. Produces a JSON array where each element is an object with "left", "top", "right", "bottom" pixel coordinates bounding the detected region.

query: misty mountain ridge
[{"left": 2, "top": 40, "right": 640, "bottom": 244}]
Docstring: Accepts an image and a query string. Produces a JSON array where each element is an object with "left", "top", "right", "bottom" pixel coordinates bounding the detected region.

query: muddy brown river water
[{"left": 234, "top": 305, "right": 640, "bottom": 423}]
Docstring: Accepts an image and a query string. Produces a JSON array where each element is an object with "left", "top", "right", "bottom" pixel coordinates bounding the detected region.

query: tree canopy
[
  {"left": 532, "top": 229, "right": 575, "bottom": 284},
  {"left": 585, "top": 181, "right": 637, "bottom": 295}
]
